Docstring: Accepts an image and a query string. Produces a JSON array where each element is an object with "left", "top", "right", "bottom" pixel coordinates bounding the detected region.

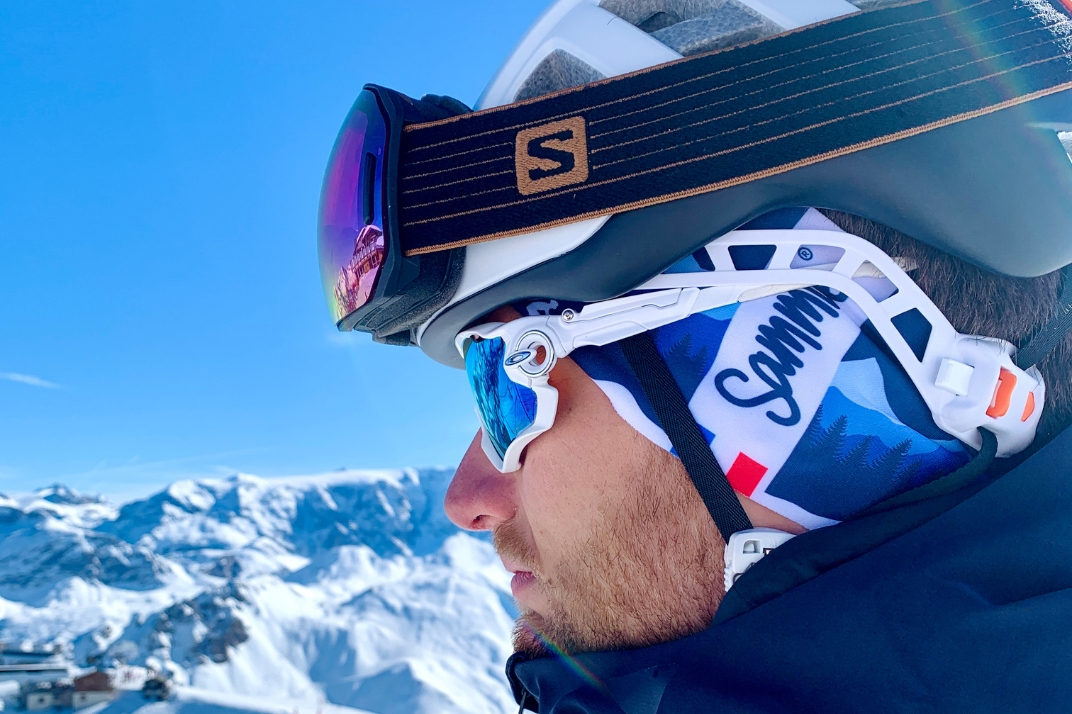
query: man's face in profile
[
  {"left": 446, "top": 344, "right": 725, "bottom": 656},
  {"left": 444, "top": 309, "right": 799, "bottom": 655}
]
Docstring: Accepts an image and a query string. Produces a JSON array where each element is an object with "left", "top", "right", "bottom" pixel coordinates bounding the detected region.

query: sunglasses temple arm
[{"left": 552, "top": 286, "right": 746, "bottom": 352}]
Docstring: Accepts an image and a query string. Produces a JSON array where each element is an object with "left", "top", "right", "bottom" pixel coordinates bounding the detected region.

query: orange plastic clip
[
  {"left": 986, "top": 368, "right": 1017, "bottom": 419},
  {"left": 1021, "top": 392, "right": 1036, "bottom": 423}
]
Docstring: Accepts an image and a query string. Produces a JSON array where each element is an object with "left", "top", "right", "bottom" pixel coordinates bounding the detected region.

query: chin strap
[
  {"left": 619, "top": 332, "right": 753, "bottom": 542},
  {"left": 1015, "top": 264, "right": 1072, "bottom": 371}
]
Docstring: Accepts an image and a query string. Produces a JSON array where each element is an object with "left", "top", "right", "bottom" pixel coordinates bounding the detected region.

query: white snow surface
[{"left": 0, "top": 470, "right": 518, "bottom": 714}]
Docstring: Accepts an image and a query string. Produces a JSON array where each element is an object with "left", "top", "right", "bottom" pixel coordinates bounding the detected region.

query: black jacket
[{"left": 507, "top": 424, "right": 1072, "bottom": 713}]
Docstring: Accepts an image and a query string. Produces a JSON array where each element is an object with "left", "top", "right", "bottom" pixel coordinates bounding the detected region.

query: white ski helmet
[{"left": 318, "top": 0, "right": 1072, "bottom": 366}]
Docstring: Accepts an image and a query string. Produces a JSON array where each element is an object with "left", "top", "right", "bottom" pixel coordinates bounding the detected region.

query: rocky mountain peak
[{"left": 0, "top": 469, "right": 515, "bottom": 714}]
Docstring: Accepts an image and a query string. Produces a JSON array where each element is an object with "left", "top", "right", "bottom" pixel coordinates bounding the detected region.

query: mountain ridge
[{"left": 0, "top": 469, "right": 516, "bottom": 714}]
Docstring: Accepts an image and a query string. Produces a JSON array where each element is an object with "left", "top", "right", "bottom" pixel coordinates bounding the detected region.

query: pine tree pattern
[
  {"left": 766, "top": 403, "right": 957, "bottom": 521},
  {"left": 653, "top": 311, "right": 732, "bottom": 398},
  {"left": 662, "top": 332, "right": 711, "bottom": 398}
]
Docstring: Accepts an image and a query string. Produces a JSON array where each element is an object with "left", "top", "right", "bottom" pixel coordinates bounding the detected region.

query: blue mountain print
[
  {"left": 571, "top": 307, "right": 737, "bottom": 430},
  {"left": 767, "top": 381, "right": 971, "bottom": 521}
]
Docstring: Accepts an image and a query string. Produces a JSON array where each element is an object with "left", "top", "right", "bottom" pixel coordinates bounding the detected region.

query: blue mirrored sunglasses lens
[{"left": 465, "top": 337, "right": 538, "bottom": 461}]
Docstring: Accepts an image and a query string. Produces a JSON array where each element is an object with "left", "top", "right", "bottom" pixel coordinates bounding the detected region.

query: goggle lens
[
  {"left": 464, "top": 337, "right": 538, "bottom": 460},
  {"left": 318, "top": 90, "right": 388, "bottom": 325}
]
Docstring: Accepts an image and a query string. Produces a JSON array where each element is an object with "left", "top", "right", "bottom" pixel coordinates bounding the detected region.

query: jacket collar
[{"left": 507, "top": 420, "right": 1072, "bottom": 712}]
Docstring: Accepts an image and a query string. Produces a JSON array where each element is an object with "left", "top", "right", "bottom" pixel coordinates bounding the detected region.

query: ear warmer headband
[{"left": 518, "top": 209, "right": 974, "bottom": 529}]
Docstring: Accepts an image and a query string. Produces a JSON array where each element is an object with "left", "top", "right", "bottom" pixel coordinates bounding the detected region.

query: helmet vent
[
  {"left": 514, "top": 50, "right": 605, "bottom": 102},
  {"left": 852, "top": 261, "right": 899, "bottom": 302},
  {"left": 601, "top": 0, "right": 783, "bottom": 56},
  {"left": 600, "top": 0, "right": 724, "bottom": 29},
  {"left": 652, "top": 2, "right": 783, "bottom": 55},
  {"left": 637, "top": 10, "right": 681, "bottom": 33},
  {"left": 790, "top": 244, "right": 844, "bottom": 269},
  {"left": 600, "top": 0, "right": 936, "bottom": 59}
]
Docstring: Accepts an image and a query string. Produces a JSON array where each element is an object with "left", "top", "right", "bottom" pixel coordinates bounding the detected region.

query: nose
[{"left": 444, "top": 431, "right": 517, "bottom": 531}]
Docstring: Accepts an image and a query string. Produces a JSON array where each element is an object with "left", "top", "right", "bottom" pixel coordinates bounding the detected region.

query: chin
[{"left": 512, "top": 616, "right": 552, "bottom": 658}]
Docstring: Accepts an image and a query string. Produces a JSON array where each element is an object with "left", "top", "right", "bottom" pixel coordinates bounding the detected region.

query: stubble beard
[{"left": 495, "top": 445, "right": 727, "bottom": 658}]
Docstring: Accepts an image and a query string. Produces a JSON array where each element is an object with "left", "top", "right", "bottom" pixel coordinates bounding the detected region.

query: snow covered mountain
[{"left": 0, "top": 470, "right": 519, "bottom": 714}]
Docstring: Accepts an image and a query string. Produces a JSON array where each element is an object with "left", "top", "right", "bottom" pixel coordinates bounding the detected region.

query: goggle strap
[
  {"left": 398, "top": 0, "right": 1072, "bottom": 256},
  {"left": 619, "top": 331, "right": 754, "bottom": 542}
]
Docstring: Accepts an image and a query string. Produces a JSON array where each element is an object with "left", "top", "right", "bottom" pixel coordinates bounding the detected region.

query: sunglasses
[
  {"left": 457, "top": 325, "right": 559, "bottom": 473},
  {"left": 455, "top": 230, "right": 1044, "bottom": 472}
]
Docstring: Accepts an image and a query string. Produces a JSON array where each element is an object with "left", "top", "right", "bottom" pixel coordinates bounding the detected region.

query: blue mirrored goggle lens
[{"left": 464, "top": 337, "right": 538, "bottom": 461}]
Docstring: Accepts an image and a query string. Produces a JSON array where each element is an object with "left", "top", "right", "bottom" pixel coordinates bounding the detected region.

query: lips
[
  {"left": 510, "top": 570, "right": 536, "bottom": 598},
  {"left": 500, "top": 556, "right": 538, "bottom": 599}
]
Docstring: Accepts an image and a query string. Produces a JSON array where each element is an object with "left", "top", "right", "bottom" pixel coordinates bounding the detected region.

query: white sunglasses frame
[
  {"left": 456, "top": 229, "right": 1045, "bottom": 473},
  {"left": 457, "top": 322, "right": 561, "bottom": 472}
]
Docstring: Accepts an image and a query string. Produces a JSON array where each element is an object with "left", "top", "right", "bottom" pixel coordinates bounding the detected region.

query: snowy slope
[
  {"left": 0, "top": 471, "right": 518, "bottom": 714},
  {"left": 81, "top": 687, "right": 376, "bottom": 714},
  {"left": 83, "top": 687, "right": 376, "bottom": 714}
]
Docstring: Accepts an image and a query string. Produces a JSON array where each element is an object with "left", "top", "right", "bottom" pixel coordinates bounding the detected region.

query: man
[
  {"left": 318, "top": 0, "right": 1072, "bottom": 710},
  {"left": 446, "top": 207, "right": 1072, "bottom": 656}
]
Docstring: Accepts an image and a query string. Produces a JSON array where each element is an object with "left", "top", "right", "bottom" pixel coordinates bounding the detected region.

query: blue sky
[{"left": 0, "top": 1, "right": 548, "bottom": 500}]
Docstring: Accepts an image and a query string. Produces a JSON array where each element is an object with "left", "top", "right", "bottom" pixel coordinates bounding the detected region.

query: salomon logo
[{"left": 515, "top": 117, "right": 589, "bottom": 196}]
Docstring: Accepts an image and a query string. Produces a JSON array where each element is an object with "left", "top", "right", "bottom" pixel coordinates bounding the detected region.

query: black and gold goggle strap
[{"left": 397, "top": 0, "right": 1072, "bottom": 256}]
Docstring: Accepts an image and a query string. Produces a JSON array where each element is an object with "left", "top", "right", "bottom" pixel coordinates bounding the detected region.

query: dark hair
[{"left": 819, "top": 209, "right": 1072, "bottom": 447}]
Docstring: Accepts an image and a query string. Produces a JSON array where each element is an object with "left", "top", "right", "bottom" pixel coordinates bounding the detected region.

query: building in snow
[
  {"left": 49, "top": 681, "right": 75, "bottom": 709},
  {"left": 19, "top": 682, "right": 54, "bottom": 711},
  {"left": 72, "top": 671, "right": 115, "bottom": 708},
  {"left": 0, "top": 644, "right": 61, "bottom": 667},
  {"left": 0, "top": 642, "right": 70, "bottom": 689}
]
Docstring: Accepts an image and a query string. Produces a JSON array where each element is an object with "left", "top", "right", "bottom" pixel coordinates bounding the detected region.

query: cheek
[
  {"left": 516, "top": 427, "right": 594, "bottom": 551},
  {"left": 517, "top": 371, "right": 642, "bottom": 556}
]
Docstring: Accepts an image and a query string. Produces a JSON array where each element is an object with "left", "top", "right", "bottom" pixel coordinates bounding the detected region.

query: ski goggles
[
  {"left": 317, "top": 85, "right": 473, "bottom": 338},
  {"left": 456, "top": 229, "right": 1045, "bottom": 472},
  {"left": 318, "top": 1, "right": 1072, "bottom": 340}
]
